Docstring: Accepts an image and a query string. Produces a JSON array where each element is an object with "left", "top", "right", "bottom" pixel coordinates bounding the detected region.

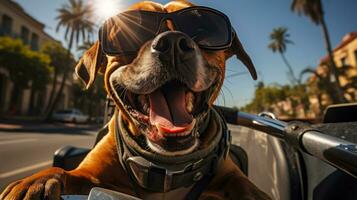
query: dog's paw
[{"left": 0, "top": 168, "right": 64, "bottom": 200}]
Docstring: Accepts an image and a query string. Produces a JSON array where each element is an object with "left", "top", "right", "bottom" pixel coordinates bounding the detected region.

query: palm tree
[
  {"left": 300, "top": 67, "right": 331, "bottom": 115},
  {"left": 336, "top": 64, "right": 357, "bottom": 101},
  {"left": 291, "top": 0, "right": 347, "bottom": 103},
  {"left": 41, "top": 42, "right": 70, "bottom": 114},
  {"left": 268, "top": 27, "right": 298, "bottom": 85},
  {"left": 45, "top": 0, "right": 94, "bottom": 120}
]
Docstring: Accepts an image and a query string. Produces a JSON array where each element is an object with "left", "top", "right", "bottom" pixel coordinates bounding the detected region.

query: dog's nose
[{"left": 152, "top": 31, "right": 195, "bottom": 61}]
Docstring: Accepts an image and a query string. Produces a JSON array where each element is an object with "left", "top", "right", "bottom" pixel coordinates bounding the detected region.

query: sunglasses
[{"left": 99, "top": 6, "right": 234, "bottom": 55}]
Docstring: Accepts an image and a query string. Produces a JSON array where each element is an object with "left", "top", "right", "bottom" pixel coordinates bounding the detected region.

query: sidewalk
[{"left": 0, "top": 119, "right": 102, "bottom": 133}]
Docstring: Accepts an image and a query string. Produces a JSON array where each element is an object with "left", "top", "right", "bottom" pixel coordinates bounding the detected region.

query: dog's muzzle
[
  {"left": 108, "top": 29, "right": 220, "bottom": 154},
  {"left": 151, "top": 31, "right": 196, "bottom": 64}
]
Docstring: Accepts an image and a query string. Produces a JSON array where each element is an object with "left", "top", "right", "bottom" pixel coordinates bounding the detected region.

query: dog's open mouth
[{"left": 114, "top": 80, "right": 214, "bottom": 154}]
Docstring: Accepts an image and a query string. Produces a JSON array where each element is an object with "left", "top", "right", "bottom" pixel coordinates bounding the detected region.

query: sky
[{"left": 14, "top": 0, "right": 357, "bottom": 108}]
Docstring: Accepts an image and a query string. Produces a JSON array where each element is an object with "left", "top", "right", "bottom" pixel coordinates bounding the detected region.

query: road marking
[
  {"left": 0, "top": 138, "right": 37, "bottom": 145},
  {"left": 0, "top": 160, "right": 52, "bottom": 178}
]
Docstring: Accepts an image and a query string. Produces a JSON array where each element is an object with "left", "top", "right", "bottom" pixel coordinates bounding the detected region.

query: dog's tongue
[{"left": 149, "top": 87, "right": 193, "bottom": 133}]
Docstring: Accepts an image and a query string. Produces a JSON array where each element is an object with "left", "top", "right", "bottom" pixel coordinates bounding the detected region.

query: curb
[{"left": 0, "top": 125, "right": 101, "bottom": 133}]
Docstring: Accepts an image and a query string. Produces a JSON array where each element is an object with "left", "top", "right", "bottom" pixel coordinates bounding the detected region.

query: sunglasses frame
[{"left": 99, "top": 6, "right": 234, "bottom": 56}]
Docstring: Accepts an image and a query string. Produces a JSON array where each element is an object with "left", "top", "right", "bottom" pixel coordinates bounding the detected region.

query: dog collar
[{"left": 114, "top": 108, "right": 231, "bottom": 195}]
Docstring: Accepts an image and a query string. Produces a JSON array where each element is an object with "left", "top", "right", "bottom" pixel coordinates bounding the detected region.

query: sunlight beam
[{"left": 92, "top": 0, "right": 125, "bottom": 21}]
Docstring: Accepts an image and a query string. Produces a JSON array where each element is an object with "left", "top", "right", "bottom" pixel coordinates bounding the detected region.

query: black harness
[{"left": 114, "top": 109, "right": 231, "bottom": 199}]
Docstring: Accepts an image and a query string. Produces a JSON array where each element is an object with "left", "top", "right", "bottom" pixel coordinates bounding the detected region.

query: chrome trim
[
  {"left": 258, "top": 111, "right": 277, "bottom": 120},
  {"left": 236, "top": 111, "right": 287, "bottom": 139}
]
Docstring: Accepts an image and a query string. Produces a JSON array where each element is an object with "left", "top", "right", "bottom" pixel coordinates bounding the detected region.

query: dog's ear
[
  {"left": 227, "top": 30, "right": 257, "bottom": 80},
  {"left": 75, "top": 41, "right": 107, "bottom": 89}
]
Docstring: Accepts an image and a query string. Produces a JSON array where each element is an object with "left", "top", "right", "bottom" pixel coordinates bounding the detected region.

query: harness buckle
[{"left": 127, "top": 156, "right": 201, "bottom": 192}]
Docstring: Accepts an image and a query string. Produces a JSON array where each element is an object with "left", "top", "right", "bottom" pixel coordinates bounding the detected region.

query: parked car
[
  {"left": 89, "top": 116, "right": 104, "bottom": 124},
  {"left": 52, "top": 109, "right": 89, "bottom": 123}
]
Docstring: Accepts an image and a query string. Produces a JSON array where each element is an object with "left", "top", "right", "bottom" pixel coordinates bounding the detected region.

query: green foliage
[
  {"left": 72, "top": 75, "right": 106, "bottom": 117},
  {"left": 243, "top": 62, "right": 357, "bottom": 118},
  {"left": 242, "top": 82, "right": 287, "bottom": 113},
  {"left": 0, "top": 36, "right": 52, "bottom": 89},
  {"left": 241, "top": 81, "right": 309, "bottom": 116},
  {"left": 41, "top": 41, "right": 75, "bottom": 74}
]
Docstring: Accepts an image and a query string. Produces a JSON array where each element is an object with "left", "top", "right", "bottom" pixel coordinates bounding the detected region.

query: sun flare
[{"left": 92, "top": 0, "right": 124, "bottom": 21}]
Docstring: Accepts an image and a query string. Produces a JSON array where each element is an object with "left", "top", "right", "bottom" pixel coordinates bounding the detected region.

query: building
[
  {"left": 308, "top": 32, "right": 357, "bottom": 116},
  {"left": 0, "top": 0, "right": 73, "bottom": 116},
  {"left": 320, "top": 32, "right": 357, "bottom": 72}
]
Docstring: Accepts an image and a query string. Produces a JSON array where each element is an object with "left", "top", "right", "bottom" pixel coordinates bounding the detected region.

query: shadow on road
[{"left": 0, "top": 119, "right": 103, "bottom": 135}]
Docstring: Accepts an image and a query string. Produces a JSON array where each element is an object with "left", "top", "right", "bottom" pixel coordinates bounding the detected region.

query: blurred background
[{"left": 0, "top": 0, "right": 356, "bottom": 193}]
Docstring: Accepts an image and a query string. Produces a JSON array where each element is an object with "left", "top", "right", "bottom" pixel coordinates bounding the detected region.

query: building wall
[
  {"left": 0, "top": 0, "right": 72, "bottom": 116},
  {"left": 0, "top": 1, "right": 53, "bottom": 49},
  {"left": 308, "top": 33, "right": 357, "bottom": 116},
  {"left": 334, "top": 38, "right": 357, "bottom": 68},
  {"left": 330, "top": 34, "right": 357, "bottom": 101}
]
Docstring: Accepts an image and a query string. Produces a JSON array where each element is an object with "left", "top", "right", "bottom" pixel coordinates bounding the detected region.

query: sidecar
[
  {"left": 53, "top": 102, "right": 357, "bottom": 200},
  {"left": 224, "top": 103, "right": 357, "bottom": 200}
]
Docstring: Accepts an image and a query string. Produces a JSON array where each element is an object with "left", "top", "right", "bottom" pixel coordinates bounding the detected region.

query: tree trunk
[
  {"left": 44, "top": 68, "right": 58, "bottom": 114},
  {"left": 28, "top": 84, "right": 36, "bottom": 116},
  {"left": 316, "top": 93, "right": 323, "bottom": 116},
  {"left": 44, "top": 46, "right": 72, "bottom": 121},
  {"left": 320, "top": 17, "right": 347, "bottom": 103},
  {"left": 9, "top": 84, "right": 21, "bottom": 115},
  {"left": 280, "top": 53, "right": 298, "bottom": 85}
]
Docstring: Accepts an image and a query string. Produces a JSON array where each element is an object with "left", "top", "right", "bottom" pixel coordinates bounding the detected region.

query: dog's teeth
[
  {"left": 157, "top": 125, "right": 191, "bottom": 137},
  {"left": 157, "top": 128, "right": 164, "bottom": 137},
  {"left": 177, "top": 132, "right": 187, "bottom": 137},
  {"left": 186, "top": 92, "right": 194, "bottom": 113}
]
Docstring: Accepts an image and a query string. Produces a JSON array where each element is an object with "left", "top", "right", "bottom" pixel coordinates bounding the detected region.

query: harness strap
[
  {"left": 114, "top": 108, "right": 230, "bottom": 199},
  {"left": 185, "top": 110, "right": 231, "bottom": 199},
  {"left": 114, "top": 115, "right": 142, "bottom": 198},
  {"left": 185, "top": 174, "right": 214, "bottom": 200}
]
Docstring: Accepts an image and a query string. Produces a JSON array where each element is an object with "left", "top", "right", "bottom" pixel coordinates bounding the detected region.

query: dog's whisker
[
  {"left": 218, "top": 90, "right": 226, "bottom": 106},
  {"left": 122, "top": 89, "right": 129, "bottom": 101},
  {"left": 224, "top": 78, "right": 233, "bottom": 85},
  {"left": 222, "top": 84, "right": 234, "bottom": 102},
  {"left": 226, "top": 68, "right": 238, "bottom": 72},
  {"left": 116, "top": 86, "right": 129, "bottom": 102}
]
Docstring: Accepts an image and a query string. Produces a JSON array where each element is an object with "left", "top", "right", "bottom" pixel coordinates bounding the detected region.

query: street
[
  {"left": 0, "top": 125, "right": 245, "bottom": 193},
  {"left": 0, "top": 129, "right": 97, "bottom": 192},
  {"left": 0, "top": 124, "right": 338, "bottom": 200}
]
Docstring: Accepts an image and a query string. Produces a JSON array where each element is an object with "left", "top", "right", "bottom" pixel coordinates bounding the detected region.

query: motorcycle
[{"left": 54, "top": 102, "right": 357, "bottom": 200}]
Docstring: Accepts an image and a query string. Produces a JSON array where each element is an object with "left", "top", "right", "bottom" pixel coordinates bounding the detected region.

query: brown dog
[{"left": 1, "top": 1, "right": 271, "bottom": 199}]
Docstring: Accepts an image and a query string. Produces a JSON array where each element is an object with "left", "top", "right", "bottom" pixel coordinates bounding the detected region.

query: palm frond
[
  {"left": 56, "top": 0, "right": 94, "bottom": 49},
  {"left": 291, "top": 0, "right": 323, "bottom": 24},
  {"left": 268, "top": 27, "right": 293, "bottom": 54}
]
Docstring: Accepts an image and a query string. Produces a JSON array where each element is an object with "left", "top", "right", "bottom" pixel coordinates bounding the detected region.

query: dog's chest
[{"left": 138, "top": 186, "right": 193, "bottom": 200}]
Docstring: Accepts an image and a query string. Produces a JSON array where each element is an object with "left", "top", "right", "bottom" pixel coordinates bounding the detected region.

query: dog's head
[{"left": 75, "top": 0, "right": 256, "bottom": 156}]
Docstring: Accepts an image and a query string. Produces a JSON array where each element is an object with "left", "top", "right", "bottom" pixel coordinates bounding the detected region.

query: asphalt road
[
  {"left": 0, "top": 125, "right": 243, "bottom": 193},
  {"left": 0, "top": 124, "right": 307, "bottom": 199},
  {"left": 0, "top": 129, "right": 97, "bottom": 192}
]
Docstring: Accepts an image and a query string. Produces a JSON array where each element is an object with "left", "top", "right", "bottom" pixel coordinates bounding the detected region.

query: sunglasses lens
[
  {"left": 100, "top": 8, "right": 232, "bottom": 54},
  {"left": 101, "top": 11, "right": 158, "bottom": 54},
  {"left": 177, "top": 9, "right": 230, "bottom": 48}
]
